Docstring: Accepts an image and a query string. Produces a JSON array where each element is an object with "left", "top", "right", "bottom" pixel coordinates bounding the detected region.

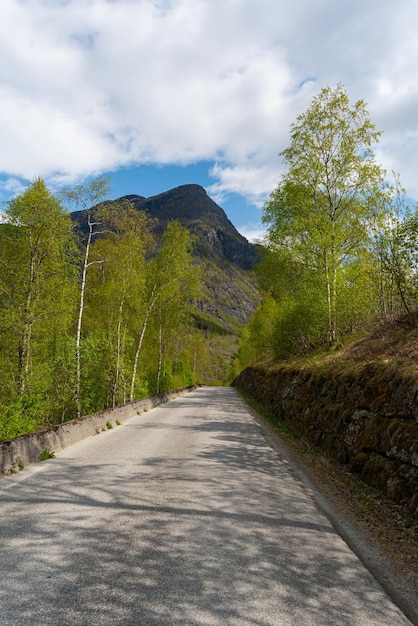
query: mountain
[
  {"left": 72, "top": 184, "right": 259, "bottom": 270},
  {"left": 120, "top": 184, "right": 260, "bottom": 271},
  {"left": 71, "top": 184, "right": 261, "bottom": 330}
]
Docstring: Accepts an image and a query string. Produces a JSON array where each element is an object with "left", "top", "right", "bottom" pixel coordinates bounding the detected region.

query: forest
[
  {"left": 0, "top": 178, "right": 202, "bottom": 440},
  {"left": 238, "top": 85, "right": 418, "bottom": 368}
]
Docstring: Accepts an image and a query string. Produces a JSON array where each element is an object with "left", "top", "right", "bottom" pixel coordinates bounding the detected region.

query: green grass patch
[{"left": 39, "top": 447, "right": 55, "bottom": 461}]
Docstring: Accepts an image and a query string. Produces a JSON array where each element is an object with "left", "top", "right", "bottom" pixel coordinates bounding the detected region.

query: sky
[{"left": 0, "top": 0, "right": 418, "bottom": 241}]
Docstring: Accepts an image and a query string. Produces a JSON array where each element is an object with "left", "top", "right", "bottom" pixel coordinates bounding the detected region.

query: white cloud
[
  {"left": 208, "top": 161, "right": 279, "bottom": 209},
  {"left": 236, "top": 223, "right": 267, "bottom": 244},
  {"left": 0, "top": 175, "right": 26, "bottom": 195},
  {"left": 1, "top": 0, "right": 418, "bottom": 208}
]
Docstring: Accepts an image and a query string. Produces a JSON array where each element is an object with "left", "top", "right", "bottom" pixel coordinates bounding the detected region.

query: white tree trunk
[{"left": 75, "top": 217, "right": 93, "bottom": 418}]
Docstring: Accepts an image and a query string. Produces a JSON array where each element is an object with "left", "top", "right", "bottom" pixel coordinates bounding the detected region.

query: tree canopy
[
  {"left": 240, "top": 85, "right": 417, "bottom": 365},
  {"left": 262, "top": 85, "right": 388, "bottom": 347},
  {"left": 0, "top": 178, "right": 203, "bottom": 440}
]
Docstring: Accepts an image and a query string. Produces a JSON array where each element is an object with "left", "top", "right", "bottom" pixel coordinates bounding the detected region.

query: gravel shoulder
[{"left": 240, "top": 391, "right": 418, "bottom": 626}]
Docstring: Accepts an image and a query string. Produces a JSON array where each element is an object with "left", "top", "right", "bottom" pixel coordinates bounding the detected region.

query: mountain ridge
[
  {"left": 116, "top": 184, "right": 260, "bottom": 271},
  {"left": 70, "top": 184, "right": 261, "bottom": 334}
]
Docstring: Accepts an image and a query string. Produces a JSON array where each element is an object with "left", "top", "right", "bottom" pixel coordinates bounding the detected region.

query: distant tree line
[
  {"left": 0, "top": 177, "right": 202, "bottom": 440},
  {"left": 239, "top": 85, "right": 418, "bottom": 366}
]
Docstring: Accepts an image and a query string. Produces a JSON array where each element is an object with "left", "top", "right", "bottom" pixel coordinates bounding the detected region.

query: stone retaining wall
[{"left": 234, "top": 366, "right": 418, "bottom": 512}]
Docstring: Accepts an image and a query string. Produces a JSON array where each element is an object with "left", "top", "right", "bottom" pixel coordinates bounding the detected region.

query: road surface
[{"left": 0, "top": 386, "right": 412, "bottom": 625}]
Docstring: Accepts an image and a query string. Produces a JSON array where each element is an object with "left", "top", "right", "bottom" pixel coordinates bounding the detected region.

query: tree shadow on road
[{"left": 0, "top": 387, "right": 410, "bottom": 625}]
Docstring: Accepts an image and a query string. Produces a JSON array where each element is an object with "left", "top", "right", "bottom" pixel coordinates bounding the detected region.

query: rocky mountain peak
[
  {"left": 117, "top": 184, "right": 259, "bottom": 271},
  {"left": 70, "top": 184, "right": 261, "bottom": 332}
]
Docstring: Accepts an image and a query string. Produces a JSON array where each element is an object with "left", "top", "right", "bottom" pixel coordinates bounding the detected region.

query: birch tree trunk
[
  {"left": 129, "top": 306, "right": 152, "bottom": 402},
  {"left": 156, "top": 310, "right": 163, "bottom": 395},
  {"left": 112, "top": 293, "right": 125, "bottom": 408},
  {"left": 75, "top": 216, "right": 93, "bottom": 417}
]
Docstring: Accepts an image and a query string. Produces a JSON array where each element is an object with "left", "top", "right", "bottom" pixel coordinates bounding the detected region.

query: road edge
[{"left": 236, "top": 389, "right": 418, "bottom": 626}]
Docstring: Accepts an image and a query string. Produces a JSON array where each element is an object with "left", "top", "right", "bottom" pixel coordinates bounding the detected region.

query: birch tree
[
  {"left": 85, "top": 201, "right": 153, "bottom": 408},
  {"left": 373, "top": 176, "right": 418, "bottom": 318},
  {"left": 129, "top": 220, "right": 200, "bottom": 399},
  {"left": 60, "top": 176, "right": 110, "bottom": 416},
  {"left": 0, "top": 179, "right": 77, "bottom": 436},
  {"left": 263, "top": 85, "right": 387, "bottom": 344},
  {"left": 153, "top": 222, "right": 201, "bottom": 393}
]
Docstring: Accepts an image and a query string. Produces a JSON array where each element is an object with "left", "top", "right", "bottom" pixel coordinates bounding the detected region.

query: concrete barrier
[{"left": 0, "top": 386, "right": 198, "bottom": 478}]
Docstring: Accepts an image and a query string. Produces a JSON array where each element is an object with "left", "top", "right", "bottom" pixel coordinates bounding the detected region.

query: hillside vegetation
[
  {"left": 235, "top": 313, "right": 418, "bottom": 594},
  {"left": 236, "top": 85, "right": 417, "bottom": 412},
  {"left": 238, "top": 86, "right": 417, "bottom": 375},
  {"left": 0, "top": 179, "right": 260, "bottom": 441},
  {"left": 72, "top": 183, "right": 261, "bottom": 386},
  {"left": 234, "top": 87, "right": 418, "bottom": 577}
]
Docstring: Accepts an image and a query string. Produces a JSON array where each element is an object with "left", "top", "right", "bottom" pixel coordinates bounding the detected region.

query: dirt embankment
[{"left": 234, "top": 315, "right": 418, "bottom": 513}]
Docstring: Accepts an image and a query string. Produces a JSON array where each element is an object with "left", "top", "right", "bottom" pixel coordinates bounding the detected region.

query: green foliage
[
  {"left": 239, "top": 295, "right": 280, "bottom": 366},
  {"left": 82, "top": 202, "right": 153, "bottom": 409},
  {"left": 248, "top": 244, "right": 331, "bottom": 360},
  {"left": 78, "top": 330, "right": 116, "bottom": 415},
  {"left": 192, "top": 312, "right": 231, "bottom": 336},
  {"left": 129, "top": 219, "right": 202, "bottom": 398},
  {"left": 0, "top": 179, "right": 78, "bottom": 436},
  {"left": 0, "top": 399, "right": 39, "bottom": 441},
  {"left": 263, "top": 85, "right": 387, "bottom": 346},
  {"left": 0, "top": 178, "right": 207, "bottom": 442},
  {"left": 60, "top": 175, "right": 111, "bottom": 212},
  {"left": 373, "top": 177, "right": 418, "bottom": 317},
  {"left": 238, "top": 86, "right": 418, "bottom": 370},
  {"left": 39, "top": 448, "right": 55, "bottom": 461}
]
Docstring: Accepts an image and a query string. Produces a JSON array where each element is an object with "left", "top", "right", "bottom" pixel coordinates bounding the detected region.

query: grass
[
  {"left": 256, "top": 311, "right": 418, "bottom": 381},
  {"left": 39, "top": 447, "right": 55, "bottom": 461}
]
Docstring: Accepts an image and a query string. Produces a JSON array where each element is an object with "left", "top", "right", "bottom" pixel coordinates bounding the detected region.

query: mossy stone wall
[{"left": 234, "top": 366, "right": 418, "bottom": 512}]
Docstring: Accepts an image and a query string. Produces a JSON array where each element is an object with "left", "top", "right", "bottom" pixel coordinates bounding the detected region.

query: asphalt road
[{"left": 0, "top": 386, "right": 412, "bottom": 625}]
